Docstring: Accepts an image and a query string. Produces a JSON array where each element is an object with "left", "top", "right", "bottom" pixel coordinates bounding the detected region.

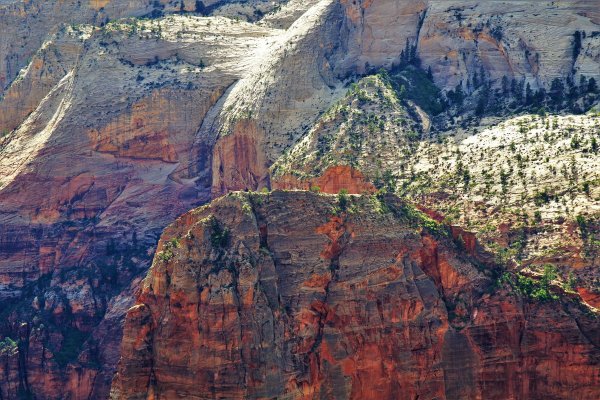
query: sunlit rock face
[
  {"left": 0, "top": 0, "right": 598, "bottom": 398},
  {"left": 111, "top": 191, "right": 600, "bottom": 399},
  {"left": 208, "top": 0, "right": 600, "bottom": 195},
  {"left": 418, "top": 1, "right": 600, "bottom": 91},
  {"left": 0, "top": 13, "right": 279, "bottom": 400},
  {"left": 0, "top": 0, "right": 157, "bottom": 93}
]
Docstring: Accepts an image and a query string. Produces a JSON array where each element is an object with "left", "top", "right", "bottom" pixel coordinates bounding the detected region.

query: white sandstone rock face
[
  {"left": 0, "top": 0, "right": 285, "bottom": 94},
  {"left": 0, "top": 26, "right": 90, "bottom": 136},
  {"left": 259, "top": 0, "right": 323, "bottom": 29},
  {"left": 336, "top": 0, "right": 600, "bottom": 89},
  {"left": 419, "top": 1, "right": 600, "bottom": 91},
  {"left": 0, "top": 0, "right": 159, "bottom": 92},
  {"left": 0, "top": 14, "right": 279, "bottom": 291},
  {"left": 336, "top": 0, "right": 429, "bottom": 74},
  {"left": 207, "top": 0, "right": 348, "bottom": 195},
  {"left": 207, "top": 0, "right": 599, "bottom": 195}
]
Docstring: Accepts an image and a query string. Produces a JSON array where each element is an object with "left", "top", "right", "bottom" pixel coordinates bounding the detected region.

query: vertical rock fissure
[
  {"left": 146, "top": 311, "right": 158, "bottom": 398},
  {"left": 230, "top": 259, "right": 249, "bottom": 396},
  {"left": 415, "top": 7, "right": 429, "bottom": 47},
  {"left": 17, "top": 326, "right": 30, "bottom": 399},
  {"left": 248, "top": 195, "right": 282, "bottom": 311},
  {"left": 308, "top": 216, "right": 350, "bottom": 384},
  {"left": 85, "top": 372, "right": 98, "bottom": 400}
]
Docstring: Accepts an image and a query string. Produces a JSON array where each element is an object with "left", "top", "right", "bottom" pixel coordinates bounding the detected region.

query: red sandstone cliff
[
  {"left": 0, "top": 1, "right": 599, "bottom": 398},
  {"left": 272, "top": 165, "right": 376, "bottom": 194},
  {"left": 111, "top": 191, "right": 600, "bottom": 399}
]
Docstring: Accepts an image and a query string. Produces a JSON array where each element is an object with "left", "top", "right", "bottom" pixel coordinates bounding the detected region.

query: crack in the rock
[{"left": 306, "top": 214, "right": 352, "bottom": 383}]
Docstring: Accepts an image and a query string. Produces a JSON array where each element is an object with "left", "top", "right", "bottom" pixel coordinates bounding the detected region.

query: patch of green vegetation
[
  {"left": 157, "top": 237, "right": 180, "bottom": 263},
  {"left": 373, "top": 169, "right": 398, "bottom": 192},
  {"left": 383, "top": 195, "right": 447, "bottom": 237},
  {"left": 53, "top": 329, "right": 89, "bottom": 367},
  {"left": 0, "top": 337, "right": 18, "bottom": 355},
  {"left": 576, "top": 214, "right": 588, "bottom": 239},
  {"left": 564, "top": 271, "right": 577, "bottom": 293},
  {"left": 500, "top": 264, "right": 559, "bottom": 302},
  {"left": 486, "top": 240, "right": 523, "bottom": 265},
  {"left": 209, "top": 217, "right": 230, "bottom": 249},
  {"left": 381, "top": 66, "right": 445, "bottom": 115},
  {"left": 242, "top": 202, "right": 253, "bottom": 215},
  {"left": 338, "top": 189, "right": 349, "bottom": 212},
  {"left": 533, "top": 189, "right": 557, "bottom": 206},
  {"left": 367, "top": 192, "right": 390, "bottom": 215}
]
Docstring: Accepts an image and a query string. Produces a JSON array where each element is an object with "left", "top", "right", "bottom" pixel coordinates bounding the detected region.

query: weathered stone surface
[
  {"left": 208, "top": 0, "right": 600, "bottom": 195},
  {"left": 208, "top": 0, "right": 348, "bottom": 195},
  {"left": 419, "top": 1, "right": 600, "bottom": 91},
  {"left": 0, "top": 1, "right": 599, "bottom": 398},
  {"left": 271, "top": 69, "right": 600, "bottom": 308},
  {"left": 0, "top": 0, "right": 157, "bottom": 93},
  {"left": 0, "top": 0, "right": 285, "bottom": 95},
  {"left": 272, "top": 165, "right": 376, "bottom": 194},
  {"left": 111, "top": 191, "right": 600, "bottom": 399},
  {"left": 0, "top": 15, "right": 278, "bottom": 400}
]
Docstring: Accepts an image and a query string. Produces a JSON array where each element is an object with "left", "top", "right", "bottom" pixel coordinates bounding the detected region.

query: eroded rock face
[
  {"left": 337, "top": 0, "right": 600, "bottom": 88},
  {"left": 0, "top": 16, "right": 278, "bottom": 400},
  {"left": 208, "top": 0, "right": 348, "bottom": 196},
  {"left": 270, "top": 68, "right": 600, "bottom": 308},
  {"left": 0, "top": 0, "right": 284, "bottom": 95},
  {"left": 1, "top": 1, "right": 599, "bottom": 398},
  {"left": 111, "top": 191, "right": 600, "bottom": 399},
  {"left": 209, "top": 0, "right": 600, "bottom": 195},
  {"left": 0, "top": 0, "right": 158, "bottom": 93},
  {"left": 272, "top": 165, "right": 376, "bottom": 194}
]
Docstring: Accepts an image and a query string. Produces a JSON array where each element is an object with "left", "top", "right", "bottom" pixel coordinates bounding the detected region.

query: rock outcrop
[
  {"left": 0, "top": 0, "right": 284, "bottom": 95},
  {"left": 111, "top": 191, "right": 600, "bottom": 399},
  {"left": 0, "top": 15, "right": 278, "bottom": 400},
  {"left": 0, "top": 1, "right": 599, "bottom": 398},
  {"left": 272, "top": 165, "right": 376, "bottom": 194},
  {"left": 271, "top": 68, "right": 600, "bottom": 307},
  {"left": 208, "top": 0, "right": 600, "bottom": 195},
  {"left": 0, "top": 0, "right": 157, "bottom": 93}
]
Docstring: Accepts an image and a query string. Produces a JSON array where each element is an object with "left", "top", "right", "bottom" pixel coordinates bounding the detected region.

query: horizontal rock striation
[
  {"left": 0, "top": 16, "right": 278, "bottom": 400},
  {"left": 111, "top": 191, "right": 600, "bottom": 399},
  {"left": 208, "top": 0, "right": 600, "bottom": 195},
  {"left": 0, "top": 1, "right": 599, "bottom": 398}
]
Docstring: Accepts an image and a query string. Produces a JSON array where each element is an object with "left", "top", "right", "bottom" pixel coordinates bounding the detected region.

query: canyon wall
[
  {"left": 0, "top": 16, "right": 278, "bottom": 399},
  {"left": 0, "top": 1, "right": 598, "bottom": 398},
  {"left": 0, "top": 0, "right": 158, "bottom": 93},
  {"left": 209, "top": 0, "right": 600, "bottom": 195},
  {"left": 111, "top": 191, "right": 600, "bottom": 399}
]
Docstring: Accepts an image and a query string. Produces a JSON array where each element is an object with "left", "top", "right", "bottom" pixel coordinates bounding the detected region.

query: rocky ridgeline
[
  {"left": 111, "top": 191, "right": 600, "bottom": 399},
  {"left": 271, "top": 70, "right": 600, "bottom": 300},
  {"left": 0, "top": 0, "right": 287, "bottom": 93},
  {"left": 0, "top": 1, "right": 598, "bottom": 399}
]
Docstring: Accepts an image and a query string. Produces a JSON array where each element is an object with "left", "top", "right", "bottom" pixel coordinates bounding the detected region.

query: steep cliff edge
[
  {"left": 0, "top": 1, "right": 599, "bottom": 398},
  {"left": 208, "top": 0, "right": 600, "bottom": 195},
  {"left": 0, "top": 15, "right": 279, "bottom": 400},
  {"left": 111, "top": 191, "right": 599, "bottom": 399}
]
